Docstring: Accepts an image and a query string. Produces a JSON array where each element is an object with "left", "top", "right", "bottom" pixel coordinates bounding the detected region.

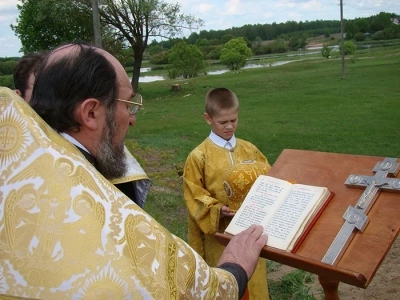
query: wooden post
[
  {"left": 319, "top": 276, "right": 340, "bottom": 300},
  {"left": 171, "top": 84, "right": 180, "bottom": 91}
]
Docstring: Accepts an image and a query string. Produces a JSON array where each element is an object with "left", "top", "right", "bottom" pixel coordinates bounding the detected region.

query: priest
[{"left": 0, "top": 43, "right": 268, "bottom": 299}]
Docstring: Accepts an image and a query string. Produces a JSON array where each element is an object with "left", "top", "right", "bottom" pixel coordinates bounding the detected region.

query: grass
[
  {"left": 268, "top": 269, "right": 316, "bottom": 300},
  {"left": 125, "top": 45, "right": 400, "bottom": 299}
]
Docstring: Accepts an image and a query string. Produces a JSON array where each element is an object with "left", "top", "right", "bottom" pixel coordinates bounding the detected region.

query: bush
[
  {"left": 0, "top": 61, "right": 17, "bottom": 76},
  {"left": 383, "top": 25, "right": 400, "bottom": 39},
  {"left": 321, "top": 44, "right": 331, "bottom": 58},
  {"left": 270, "top": 38, "right": 288, "bottom": 53},
  {"left": 149, "top": 51, "right": 169, "bottom": 65},
  {"left": 252, "top": 45, "right": 265, "bottom": 55},
  {"left": 340, "top": 41, "right": 356, "bottom": 55},
  {"left": 371, "top": 30, "right": 385, "bottom": 40},
  {"left": 354, "top": 32, "right": 366, "bottom": 42},
  {"left": 206, "top": 46, "right": 222, "bottom": 60},
  {"left": 0, "top": 75, "right": 14, "bottom": 89}
]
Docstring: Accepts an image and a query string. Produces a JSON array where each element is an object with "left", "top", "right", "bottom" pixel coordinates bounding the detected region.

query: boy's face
[{"left": 204, "top": 108, "right": 238, "bottom": 140}]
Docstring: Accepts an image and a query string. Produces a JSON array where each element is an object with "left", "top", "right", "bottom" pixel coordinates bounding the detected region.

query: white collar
[
  {"left": 208, "top": 131, "right": 236, "bottom": 148},
  {"left": 59, "top": 132, "right": 91, "bottom": 153}
]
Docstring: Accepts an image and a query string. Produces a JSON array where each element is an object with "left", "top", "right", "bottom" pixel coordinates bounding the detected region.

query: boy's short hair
[
  {"left": 13, "top": 51, "right": 48, "bottom": 98},
  {"left": 205, "top": 87, "right": 239, "bottom": 117}
]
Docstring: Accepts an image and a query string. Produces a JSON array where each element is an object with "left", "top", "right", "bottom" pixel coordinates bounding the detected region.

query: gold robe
[
  {"left": 111, "top": 145, "right": 151, "bottom": 208},
  {"left": 183, "top": 138, "right": 271, "bottom": 300},
  {"left": 0, "top": 87, "right": 239, "bottom": 299}
]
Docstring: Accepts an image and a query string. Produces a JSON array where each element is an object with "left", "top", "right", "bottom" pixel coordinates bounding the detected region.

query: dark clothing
[
  {"left": 218, "top": 263, "right": 248, "bottom": 298},
  {"left": 76, "top": 146, "right": 138, "bottom": 205}
]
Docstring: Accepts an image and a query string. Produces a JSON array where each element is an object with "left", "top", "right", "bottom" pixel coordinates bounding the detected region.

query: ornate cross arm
[{"left": 322, "top": 157, "right": 400, "bottom": 265}]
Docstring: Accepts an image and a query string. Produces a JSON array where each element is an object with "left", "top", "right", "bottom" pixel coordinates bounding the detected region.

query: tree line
[{"left": 2, "top": 0, "right": 399, "bottom": 88}]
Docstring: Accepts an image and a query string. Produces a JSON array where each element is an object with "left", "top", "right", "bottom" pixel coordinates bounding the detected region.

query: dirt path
[
  {"left": 268, "top": 235, "right": 400, "bottom": 299},
  {"left": 334, "top": 235, "right": 400, "bottom": 300}
]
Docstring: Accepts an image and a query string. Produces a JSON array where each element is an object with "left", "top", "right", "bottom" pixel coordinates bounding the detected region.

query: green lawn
[{"left": 126, "top": 45, "right": 400, "bottom": 299}]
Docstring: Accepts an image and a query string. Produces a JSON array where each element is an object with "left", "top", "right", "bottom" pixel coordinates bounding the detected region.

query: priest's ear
[
  {"left": 75, "top": 98, "right": 104, "bottom": 131},
  {"left": 204, "top": 112, "right": 212, "bottom": 125}
]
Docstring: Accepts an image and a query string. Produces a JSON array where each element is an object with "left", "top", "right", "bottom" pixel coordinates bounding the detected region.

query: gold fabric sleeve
[{"left": 0, "top": 87, "right": 238, "bottom": 299}]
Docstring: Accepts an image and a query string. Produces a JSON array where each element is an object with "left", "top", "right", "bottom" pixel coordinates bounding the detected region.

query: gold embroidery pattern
[
  {"left": 0, "top": 87, "right": 238, "bottom": 299},
  {"left": 184, "top": 137, "right": 271, "bottom": 299},
  {"left": 167, "top": 242, "right": 178, "bottom": 299},
  {"left": 0, "top": 110, "right": 28, "bottom": 170}
]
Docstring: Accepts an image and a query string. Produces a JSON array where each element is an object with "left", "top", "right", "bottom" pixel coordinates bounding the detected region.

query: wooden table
[{"left": 216, "top": 149, "right": 400, "bottom": 299}]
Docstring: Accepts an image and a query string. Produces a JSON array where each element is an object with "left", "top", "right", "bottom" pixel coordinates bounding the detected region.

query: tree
[
  {"left": 254, "top": 36, "right": 263, "bottom": 47},
  {"left": 341, "top": 41, "right": 356, "bottom": 55},
  {"left": 149, "top": 50, "right": 168, "bottom": 65},
  {"left": 88, "top": 0, "right": 203, "bottom": 92},
  {"left": 288, "top": 34, "right": 307, "bottom": 50},
  {"left": 354, "top": 32, "right": 366, "bottom": 42},
  {"left": 220, "top": 37, "right": 252, "bottom": 71},
  {"left": 221, "top": 34, "right": 234, "bottom": 44},
  {"left": 11, "top": 0, "right": 94, "bottom": 54},
  {"left": 344, "top": 20, "right": 359, "bottom": 39},
  {"left": 102, "top": 28, "right": 131, "bottom": 66},
  {"left": 354, "top": 18, "right": 369, "bottom": 33},
  {"left": 167, "top": 41, "right": 208, "bottom": 79},
  {"left": 321, "top": 44, "right": 331, "bottom": 58},
  {"left": 269, "top": 38, "right": 287, "bottom": 53},
  {"left": 0, "top": 61, "right": 17, "bottom": 76},
  {"left": 370, "top": 12, "right": 393, "bottom": 33},
  {"left": 13, "top": 0, "right": 203, "bottom": 92}
]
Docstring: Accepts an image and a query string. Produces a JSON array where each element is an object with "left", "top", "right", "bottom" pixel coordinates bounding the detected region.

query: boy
[
  {"left": 13, "top": 51, "right": 48, "bottom": 102},
  {"left": 183, "top": 87, "right": 271, "bottom": 299}
]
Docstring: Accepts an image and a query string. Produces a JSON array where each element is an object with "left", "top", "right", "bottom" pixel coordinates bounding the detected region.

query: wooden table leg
[{"left": 318, "top": 275, "right": 340, "bottom": 300}]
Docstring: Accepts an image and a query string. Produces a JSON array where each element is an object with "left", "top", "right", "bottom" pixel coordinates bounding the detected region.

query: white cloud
[
  {"left": 198, "top": 3, "right": 214, "bottom": 13},
  {"left": 224, "top": 0, "right": 243, "bottom": 16},
  {"left": 0, "top": 0, "right": 21, "bottom": 57}
]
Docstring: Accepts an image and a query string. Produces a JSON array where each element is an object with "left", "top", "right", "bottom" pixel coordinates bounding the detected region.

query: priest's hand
[{"left": 217, "top": 224, "right": 268, "bottom": 279}]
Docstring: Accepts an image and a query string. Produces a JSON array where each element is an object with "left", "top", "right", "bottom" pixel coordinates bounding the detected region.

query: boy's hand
[{"left": 220, "top": 205, "right": 235, "bottom": 218}]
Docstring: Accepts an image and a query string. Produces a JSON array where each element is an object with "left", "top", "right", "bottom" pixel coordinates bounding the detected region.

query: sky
[{"left": 1, "top": 0, "right": 399, "bottom": 58}]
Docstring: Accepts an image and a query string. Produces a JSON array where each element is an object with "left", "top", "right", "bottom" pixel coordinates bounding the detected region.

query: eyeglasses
[{"left": 117, "top": 94, "right": 142, "bottom": 115}]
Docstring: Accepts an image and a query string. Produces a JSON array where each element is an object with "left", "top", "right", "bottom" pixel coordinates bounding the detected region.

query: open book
[{"left": 224, "top": 175, "right": 333, "bottom": 252}]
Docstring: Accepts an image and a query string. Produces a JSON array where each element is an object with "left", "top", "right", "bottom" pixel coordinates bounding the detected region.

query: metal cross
[{"left": 322, "top": 157, "right": 400, "bottom": 265}]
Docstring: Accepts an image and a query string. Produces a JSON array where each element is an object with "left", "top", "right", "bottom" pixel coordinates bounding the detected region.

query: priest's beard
[{"left": 96, "top": 109, "right": 127, "bottom": 180}]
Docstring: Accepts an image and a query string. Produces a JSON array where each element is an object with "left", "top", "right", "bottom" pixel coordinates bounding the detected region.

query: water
[
  {"left": 207, "top": 61, "right": 295, "bottom": 75},
  {"left": 141, "top": 67, "right": 152, "bottom": 72},
  {"left": 138, "top": 61, "right": 294, "bottom": 82},
  {"left": 139, "top": 75, "right": 166, "bottom": 83},
  {"left": 138, "top": 49, "right": 331, "bottom": 82}
]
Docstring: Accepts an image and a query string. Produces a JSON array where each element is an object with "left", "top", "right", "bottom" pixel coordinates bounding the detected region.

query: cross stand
[
  {"left": 216, "top": 150, "right": 400, "bottom": 300},
  {"left": 322, "top": 157, "right": 400, "bottom": 265}
]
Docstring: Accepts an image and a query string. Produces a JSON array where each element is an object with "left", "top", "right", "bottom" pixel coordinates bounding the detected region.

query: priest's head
[{"left": 30, "top": 43, "right": 140, "bottom": 180}]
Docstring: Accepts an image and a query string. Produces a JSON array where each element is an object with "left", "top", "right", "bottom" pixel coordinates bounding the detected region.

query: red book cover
[{"left": 291, "top": 192, "right": 335, "bottom": 253}]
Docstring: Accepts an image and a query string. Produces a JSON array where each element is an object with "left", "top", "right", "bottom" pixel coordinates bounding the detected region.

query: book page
[
  {"left": 224, "top": 176, "right": 292, "bottom": 235},
  {"left": 264, "top": 184, "right": 327, "bottom": 250}
]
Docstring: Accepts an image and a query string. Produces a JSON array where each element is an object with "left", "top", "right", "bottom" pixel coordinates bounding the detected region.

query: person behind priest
[
  {"left": 183, "top": 87, "right": 272, "bottom": 300},
  {"left": 5, "top": 42, "right": 270, "bottom": 298},
  {"left": 24, "top": 47, "right": 150, "bottom": 208},
  {"left": 13, "top": 51, "right": 48, "bottom": 102}
]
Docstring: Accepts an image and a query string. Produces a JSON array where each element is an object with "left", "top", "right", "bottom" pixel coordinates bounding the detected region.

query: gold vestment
[
  {"left": 111, "top": 145, "right": 151, "bottom": 208},
  {"left": 183, "top": 138, "right": 271, "bottom": 300},
  {"left": 0, "top": 87, "right": 238, "bottom": 299}
]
